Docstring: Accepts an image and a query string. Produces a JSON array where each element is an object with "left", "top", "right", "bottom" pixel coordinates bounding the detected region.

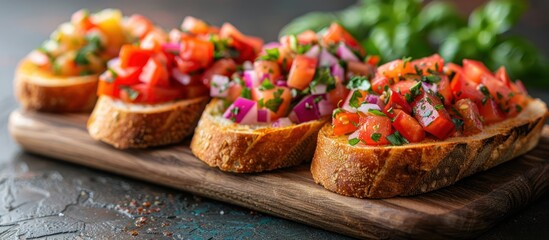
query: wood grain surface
[{"left": 8, "top": 109, "right": 549, "bottom": 239}]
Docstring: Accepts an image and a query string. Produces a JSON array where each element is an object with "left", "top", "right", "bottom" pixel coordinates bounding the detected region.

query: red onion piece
[
  {"left": 243, "top": 70, "right": 259, "bottom": 88},
  {"left": 172, "top": 68, "right": 191, "bottom": 85},
  {"left": 348, "top": 130, "right": 360, "bottom": 141},
  {"left": 304, "top": 45, "right": 320, "bottom": 59},
  {"left": 162, "top": 43, "right": 181, "bottom": 54},
  {"left": 337, "top": 42, "right": 359, "bottom": 62},
  {"left": 243, "top": 61, "right": 253, "bottom": 70},
  {"left": 263, "top": 42, "right": 281, "bottom": 50},
  {"left": 275, "top": 80, "right": 288, "bottom": 87},
  {"left": 364, "top": 94, "right": 379, "bottom": 104},
  {"left": 290, "top": 95, "right": 321, "bottom": 123},
  {"left": 257, "top": 109, "right": 270, "bottom": 123},
  {"left": 223, "top": 97, "right": 258, "bottom": 124},
  {"left": 330, "top": 63, "right": 344, "bottom": 82},
  {"left": 310, "top": 84, "right": 327, "bottom": 94},
  {"left": 356, "top": 103, "right": 381, "bottom": 113},
  {"left": 421, "top": 82, "right": 437, "bottom": 93},
  {"left": 317, "top": 96, "right": 334, "bottom": 117},
  {"left": 319, "top": 48, "right": 338, "bottom": 67},
  {"left": 210, "top": 75, "right": 230, "bottom": 97}
]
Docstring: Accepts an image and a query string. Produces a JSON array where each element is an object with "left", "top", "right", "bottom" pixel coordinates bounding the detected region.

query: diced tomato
[
  {"left": 347, "top": 61, "right": 374, "bottom": 77},
  {"left": 227, "top": 83, "right": 244, "bottom": 103},
  {"left": 390, "top": 80, "right": 417, "bottom": 97},
  {"left": 450, "top": 73, "right": 483, "bottom": 104},
  {"left": 71, "top": 9, "right": 95, "bottom": 31},
  {"left": 445, "top": 62, "right": 464, "bottom": 76},
  {"left": 357, "top": 115, "right": 393, "bottom": 145},
  {"left": 495, "top": 66, "right": 511, "bottom": 87},
  {"left": 140, "top": 29, "right": 167, "bottom": 52},
  {"left": 202, "top": 59, "right": 237, "bottom": 86},
  {"left": 177, "top": 37, "right": 214, "bottom": 72},
  {"left": 180, "top": 16, "right": 211, "bottom": 35},
  {"left": 392, "top": 109, "right": 425, "bottom": 143},
  {"left": 322, "top": 23, "right": 364, "bottom": 54},
  {"left": 481, "top": 74, "right": 512, "bottom": 108},
  {"left": 297, "top": 30, "right": 318, "bottom": 45},
  {"left": 28, "top": 50, "right": 51, "bottom": 68},
  {"left": 97, "top": 63, "right": 141, "bottom": 98},
  {"left": 383, "top": 91, "right": 412, "bottom": 117},
  {"left": 287, "top": 55, "right": 317, "bottom": 90},
  {"left": 327, "top": 75, "right": 350, "bottom": 108},
  {"left": 412, "top": 54, "right": 444, "bottom": 75},
  {"left": 125, "top": 14, "right": 154, "bottom": 39},
  {"left": 366, "top": 55, "right": 380, "bottom": 66},
  {"left": 371, "top": 75, "right": 390, "bottom": 95},
  {"left": 506, "top": 93, "right": 528, "bottom": 117},
  {"left": 251, "top": 86, "right": 292, "bottom": 120},
  {"left": 478, "top": 98, "right": 505, "bottom": 124},
  {"left": 220, "top": 23, "right": 263, "bottom": 62},
  {"left": 377, "top": 59, "right": 415, "bottom": 80},
  {"left": 512, "top": 80, "right": 528, "bottom": 95},
  {"left": 412, "top": 92, "right": 455, "bottom": 139},
  {"left": 120, "top": 84, "right": 182, "bottom": 104},
  {"left": 277, "top": 46, "right": 294, "bottom": 73},
  {"left": 120, "top": 45, "right": 153, "bottom": 68},
  {"left": 254, "top": 60, "right": 282, "bottom": 83},
  {"left": 97, "top": 78, "right": 118, "bottom": 98},
  {"left": 462, "top": 59, "right": 494, "bottom": 84},
  {"left": 332, "top": 112, "right": 360, "bottom": 136},
  {"left": 437, "top": 75, "right": 453, "bottom": 106},
  {"left": 454, "top": 99, "right": 483, "bottom": 136},
  {"left": 139, "top": 58, "right": 169, "bottom": 87}
]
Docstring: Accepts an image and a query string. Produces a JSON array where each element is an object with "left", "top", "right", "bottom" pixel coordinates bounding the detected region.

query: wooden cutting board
[{"left": 8, "top": 109, "right": 549, "bottom": 239}]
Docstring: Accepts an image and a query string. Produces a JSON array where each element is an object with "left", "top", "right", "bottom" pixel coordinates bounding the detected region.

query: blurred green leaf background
[{"left": 280, "top": 0, "right": 549, "bottom": 87}]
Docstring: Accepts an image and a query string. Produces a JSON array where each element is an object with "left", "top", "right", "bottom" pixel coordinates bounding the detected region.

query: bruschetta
[
  {"left": 191, "top": 23, "right": 378, "bottom": 173},
  {"left": 15, "top": 9, "right": 161, "bottom": 112},
  {"left": 311, "top": 55, "right": 547, "bottom": 198},
  {"left": 87, "top": 17, "right": 262, "bottom": 149}
]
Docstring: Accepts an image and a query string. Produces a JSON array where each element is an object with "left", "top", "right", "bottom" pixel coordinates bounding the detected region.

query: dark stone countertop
[{"left": 1, "top": 0, "right": 549, "bottom": 239}]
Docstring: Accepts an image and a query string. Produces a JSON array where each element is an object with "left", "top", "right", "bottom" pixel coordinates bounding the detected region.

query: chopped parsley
[
  {"left": 310, "top": 67, "right": 336, "bottom": 93},
  {"left": 121, "top": 87, "right": 139, "bottom": 101},
  {"left": 332, "top": 108, "right": 343, "bottom": 118},
  {"left": 386, "top": 131, "right": 409, "bottom": 146},
  {"left": 259, "top": 48, "right": 280, "bottom": 61},
  {"left": 402, "top": 57, "right": 412, "bottom": 69},
  {"left": 370, "top": 133, "right": 382, "bottom": 142},
  {"left": 346, "top": 76, "right": 371, "bottom": 91},
  {"left": 259, "top": 88, "right": 285, "bottom": 113},
  {"left": 368, "top": 109, "right": 386, "bottom": 116},
  {"left": 349, "top": 90, "right": 363, "bottom": 108},
  {"left": 452, "top": 118, "right": 464, "bottom": 132},
  {"left": 421, "top": 74, "right": 441, "bottom": 84},
  {"left": 348, "top": 138, "right": 360, "bottom": 146},
  {"left": 241, "top": 87, "right": 252, "bottom": 99},
  {"left": 259, "top": 79, "right": 275, "bottom": 91},
  {"left": 74, "top": 50, "right": 90, "bottom": 65},
  {"left": 479, "top": 85, "right": 490, "bottom": 105},
  {"left": 405, "top": 81, "right": 422, "bottom": 103},
  {"left": 515, "top": 105, "right": 523, "bottom": 113},
  {"left": 435, "top": 104, "right": 444, "bottom": 110}
]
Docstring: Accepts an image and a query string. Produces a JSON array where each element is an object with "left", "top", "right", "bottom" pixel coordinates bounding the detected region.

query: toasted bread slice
[
  {"left": 311, "top": 98, "right": 547, "bottom": 198},
  {"left": 190, "top": 99, "right": 328, "bottom": 173},
  {"left": 87, "top": 95, "right": 209, "bottom": 149},
  {"left": 15, "top": 58, "right": 99, "bottom": 112}
]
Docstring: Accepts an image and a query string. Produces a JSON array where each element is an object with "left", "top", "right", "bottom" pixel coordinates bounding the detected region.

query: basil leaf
[
  {"left": 386, "top": 131, "right": 409, "bottom": 146},
  {"left": 368, "top": 109, "right": 386, "bottom": 116},
  {"left": 349, "top": 90, "right": 363, "bottom": 108},
  {"left": 348, "top": 138, "right": 360, "bottom": 146}
]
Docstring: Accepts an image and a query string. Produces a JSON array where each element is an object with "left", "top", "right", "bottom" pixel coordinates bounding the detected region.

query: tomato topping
[
  {"left": 481, "top": 74, "right": 513, "bottom": 108},
  {"left": 392, "top": 109, "right": 425, "bottom": 143},
  {"left": 254, "top": 60, "right": 282, "bottom": 83},
  {"left": 220, "top": 23, "right": 263, "bottom": 63},
  {"left": 322, "top": 23, "right": 363, "bottom": 54},
  {"left": 371, "top": 75, "right": 390, "bottom": 95},
  {"left": 287, "top": 55, "right": 318, "bottom": 90},
  {"left": 454, "top": 99, "right": 483, "bottom": 135},
  {"left": 277, "top": 46, "right": 294, "bottom": 72},
  {"left": 495, "top": 66, "right": 511, "bottom": 87},
  {"left": 450, "top": 73, "right": 483, "bottom": 104},
  {"left": 437, "top": 75, "right": 453, "bottom": 106},
  {"left": 71, "top": 10, "right": 95, "bottom": 31},
  {"left": 120, "top": 45, "right": 153, "bottom": 68},
  {"left": 412, "top": 92, "right": 455, "bottom": 139},
  {"left": 120, "top": 84, "right": 183, "bottom": 104},
  {"left": 390, "top": 80, "right": 417, "bottom": 98},
  {"left": 251, "top": 86, "right": 292, "bottom": 120},
  {"left": 357, "top": 115, "right": 393, "bottom": 145},
  {"left": 139, "top": 57, "right": 169, "bottom": 87},
  {"left": 383, "top": 90, "right": 412, "bottom": 117},
  {"left": 332, "top": 112, "right": 361, "bottom": 136},
  {"left": 181, "top": 16, "right": 211, "bottom": 35},
  {"left": 377, "top": 59, "right": 415, "bottom": 80},
  {"left": 462, "top": 59, "right": 494, "bottom": 84},
  {"left": 125, "top": 15, "right": 154, "bottom": 39},
  {"left": 297, "top": 30, "right": 318, "bottom": 45},
  {"left": 347, "top": 61, "right": 374, "bottom": 77},
  {"left": 177, "top": 37, "right": 214, "bottom": 73},
  {"left": 412, "top": 54, "right": 444, "bottom": 75},
  {"left": 202, "top": 59, "right": 237, "bottom": 87},
  {"left": 327, "top": 75, "right": 350, "bottom": 108},
  {"left": 478, "top": 98, "right": 505, "bottom": 124}
]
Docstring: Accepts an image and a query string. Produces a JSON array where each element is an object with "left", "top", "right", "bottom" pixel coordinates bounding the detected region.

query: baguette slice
[
  {"left": 311, "top": 98, "right": 547, "bottom": 198},
  {"left": 87, "top": 95, "right": 209, "bottom": 149},
  {"left": 191, "top": 99, "right": 328, "bottom": 173},
  {"left": 15, "top": 58, "right": 99, "bottom": 112}
]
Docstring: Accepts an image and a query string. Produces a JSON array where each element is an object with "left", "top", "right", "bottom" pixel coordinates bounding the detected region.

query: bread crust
[
  {"left": 15, "top": 58, "right": 98, "bottom": 113},
  {"left": 190, "top": 99, "right": 328, "bottom": 173},
  {"left": 311, "top": 98, "right": 547, "bottom": 198},
  {"left": 87, "top": 95, "right": 209, "bottom": 149}
]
